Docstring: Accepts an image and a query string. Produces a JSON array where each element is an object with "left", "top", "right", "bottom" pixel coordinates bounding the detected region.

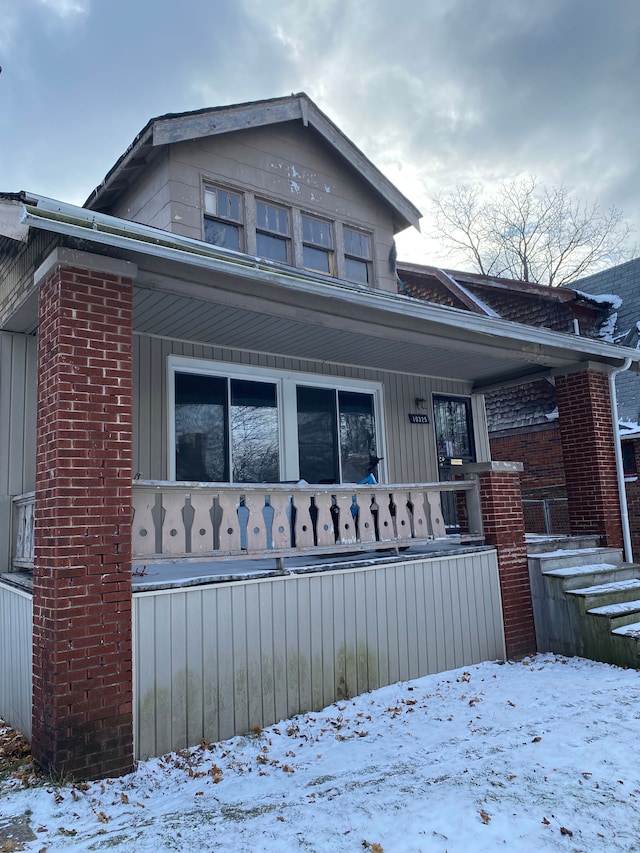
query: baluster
[
  {"left": 391, "top": 490, "right": 412, "bottom": 542},
  {"left": 188, "top": 491, "right": 216, "bottom": 553},
  {"left": 217, "top": 490, "right": 243, "bottom": 553},
  {"left": 162, "top": 490, "right": 188, "bottom": 555},
  {"left": 268, "top": 491, "right": 291, "bottom": 550},
  {"left": 292, "top": 494, "right": 315, "bottom": 548},
  {"left": 355, "top": 490, "right": 376, "bottom": 544},
  {"left": 426, "top": 488, "right": 447, "bottom": 538},
  {"left": 408, "top": 490, "right": 429, "bottom": 540},
  {"left": 334, "top": 492, "right": 357, "bottom": 544},
  {"left": 131, "top": 487, "right": 157, "bottom": 556},
  {"left": 244, "top": 491, "right": 266, "bottom": 553},
  {"left": 314, "top": 491, "right": 336, "bottom": 547},
  {"left": 374, "top": 489, "right": 395, "bottom": 542}
]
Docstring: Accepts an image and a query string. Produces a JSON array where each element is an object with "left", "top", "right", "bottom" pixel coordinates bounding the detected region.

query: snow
[
  {"left": 2, "top": 655, "right": 640, "bottom": 852},
  {"left": 574, "top": 291, "right": 623, "bottom": 310}
]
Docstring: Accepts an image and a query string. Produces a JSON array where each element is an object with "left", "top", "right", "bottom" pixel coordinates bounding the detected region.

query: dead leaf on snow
[
  {"left": 479, "top": 810, "right": 491, "bottom": 824},
  {"left": 560, "top": 827, "right": 573, "bottom": 836}
]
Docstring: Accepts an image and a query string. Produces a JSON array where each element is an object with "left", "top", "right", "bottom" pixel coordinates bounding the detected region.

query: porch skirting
[
  {"left": 0, "top": 580, "right": 33, "bottom": 739},
  {"left": 133, "top": 547, "right": 504, "bottom": 759},
  {"left": 0, "top": 548, "right": 505, "bottom": 761}
]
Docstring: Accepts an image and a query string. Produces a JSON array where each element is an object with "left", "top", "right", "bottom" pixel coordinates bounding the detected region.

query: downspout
[{"left": 610, "top": 358, "right": 633, "bottom": 562}]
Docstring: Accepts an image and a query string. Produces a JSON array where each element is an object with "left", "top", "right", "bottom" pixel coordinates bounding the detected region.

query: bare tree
[{"left": 431, "top": 175, "right": 635, "bottom": 286}]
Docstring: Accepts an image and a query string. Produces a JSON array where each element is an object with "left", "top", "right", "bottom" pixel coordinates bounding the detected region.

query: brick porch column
[
  {"left": 555, "top": 365, "right": 623, "bottom": 548},
  {"left": 463, "top": 461, "right": 536, "bottom": 659},
  {"left": 32, "top": 248, "right": 137, "bottom": 779}
]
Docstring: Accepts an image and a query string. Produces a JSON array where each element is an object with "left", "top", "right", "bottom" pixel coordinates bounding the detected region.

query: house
[{"left": 1, "top": 93, "right": 638, "bottom": 779}]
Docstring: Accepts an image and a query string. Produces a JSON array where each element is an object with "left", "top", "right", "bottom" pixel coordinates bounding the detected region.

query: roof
[
  {"left": 2, "top": 194, "right": 639, "bottom": 393},
  {"left": 83, "top": 93, "right": 422, "bottom": 234},
  {"left": 397, "top": 261, "right": 611, "bottom": 336}
]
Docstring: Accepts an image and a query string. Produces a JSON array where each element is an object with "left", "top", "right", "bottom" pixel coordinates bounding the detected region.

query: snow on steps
[{"left": 529, "top": 540, "right": 640, "bottom": 668}]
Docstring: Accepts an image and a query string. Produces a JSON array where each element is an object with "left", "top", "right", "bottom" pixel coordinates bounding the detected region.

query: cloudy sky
[{"left": 1, "top": 0, "right": 639, "bottom": 266}]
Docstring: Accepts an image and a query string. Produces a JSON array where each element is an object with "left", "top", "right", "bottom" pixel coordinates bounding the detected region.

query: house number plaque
[{"left": 408, "top": 413, "right": 430, "bottom": 424}]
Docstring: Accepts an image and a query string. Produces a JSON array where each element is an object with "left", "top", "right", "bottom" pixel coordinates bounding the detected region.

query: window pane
[
  {"left": 339, "top": 391, "right": 376, "bottom": 482},
  {"left": 257, "top": 231, "right": 288, "bottom": 263},
  {"left": 345, "top": 257, "right": 369, "bottom": 284},
  {"left": 344, "top": 228, "right": 371, "bottom": 259},
  {"left": 302, "top": 215, "right": 332, "bottom": 248},
  {"left": 297, "top": 386, "right": 339, "bottom": 483},
  {"left": 303, "top": 244, "right": 331, "bottom": 273},
  {"left": 204, "top": 218, "right": 241, "bottom": 250},
  {"left": 230, "top": 380, "right": 280, "bottom": 482},
  {"left": 257, "top": 202, "right": 289, "bottom": 235},
  {"left": 175, "top": 373, "right": 228, "bottom": 481}
]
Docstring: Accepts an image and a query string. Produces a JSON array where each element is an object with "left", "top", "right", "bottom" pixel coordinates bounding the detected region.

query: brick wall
[
  {"left": 467, "top": 464, "right": 536, "bottom": 659},
  {"left": 555, "top": 368, "right": 623, "bottom": 548},
  {"left": 32, "top": 251, "right": 135, "bottom": 779}
]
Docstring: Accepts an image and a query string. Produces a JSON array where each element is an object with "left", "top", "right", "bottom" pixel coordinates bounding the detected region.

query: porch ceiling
[{"left": 131, "top": 255, "right": 637, "bottom": 388}]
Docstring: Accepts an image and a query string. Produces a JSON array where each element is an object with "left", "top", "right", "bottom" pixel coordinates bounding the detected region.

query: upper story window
[
  {"left": 302, "top": 215, "right": 334, "bottom": 275},
  {"left": 344, "top": 227, "right": 372, "bottom": 284},
  {"left": 204, "top": 186, "right": 243, "bottom": 251},
  {"left": 256, "top": 201, "right": 290, "bottom": 263}
]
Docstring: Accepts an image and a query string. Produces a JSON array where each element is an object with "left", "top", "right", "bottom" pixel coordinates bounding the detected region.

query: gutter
[
  {"left": 610, "top": 358, "right": 634, "bottom": 561},
  {"left": 10, "top": 194, "right": 640, "bottom": 368}
]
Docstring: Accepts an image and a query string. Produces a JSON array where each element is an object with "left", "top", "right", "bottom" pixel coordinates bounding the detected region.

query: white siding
[
  {"left": 133, "top": 549, "right": 504, "bottom": 759},
  {"left": 0, "top": 583, "right": 32, "bottom": 738}
]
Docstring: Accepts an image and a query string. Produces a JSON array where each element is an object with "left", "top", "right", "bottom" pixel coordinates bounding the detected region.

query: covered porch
[{"left": 1, "top": 203, "right": 639, "bottom": 775}]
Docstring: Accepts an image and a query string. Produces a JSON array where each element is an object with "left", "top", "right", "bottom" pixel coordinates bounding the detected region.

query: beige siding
[
  {"left": 111, "top": 122, "right": 400, "bottom": 292},
  {"left": 0, "top": 583, "right": 32, "bottom": 738},
  {"left": 133, "top": 549, "right": 504, "bottom": 758},
  {"left": 133, "top": 333, "right": 479, "bottom": 484},
  {"left": 0, "top": 332, "right": 37, "bottom": 572}
]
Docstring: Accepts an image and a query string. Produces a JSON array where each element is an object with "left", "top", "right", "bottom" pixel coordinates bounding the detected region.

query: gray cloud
[{"left": 1, "top": 0, "right": 638, "bottom": 266}]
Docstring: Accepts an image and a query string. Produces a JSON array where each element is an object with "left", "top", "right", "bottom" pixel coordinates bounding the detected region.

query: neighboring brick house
[
  {"left": 397, "top": 263, "right": 619, "bottom": 537},
  {"left": 1, "top": 95, "right": 637, "bottom": 779}
]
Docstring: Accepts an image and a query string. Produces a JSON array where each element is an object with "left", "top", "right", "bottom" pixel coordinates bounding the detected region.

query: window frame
[
  {"left": 343, "top": 225, "right": 373, "bottom": 284},
  {"left": 255, "top": 199, "right": 291, "bottom": 264},
  {"left": 203, "top": 184, "right": 244, "bottom": 252},
  {"left": 301, "top": 213, "right": 335, "bottom": 275},
  {"left": 168, "top": 355, "right": 386, "bottom": 484}
]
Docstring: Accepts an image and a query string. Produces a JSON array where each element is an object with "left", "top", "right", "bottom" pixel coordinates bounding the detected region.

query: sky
[
  {"left": 2, "top": 654, "right": 640, "bottom": 851},
  {"left": 1, "top": 0, "right": 640, "bottom": 267}
]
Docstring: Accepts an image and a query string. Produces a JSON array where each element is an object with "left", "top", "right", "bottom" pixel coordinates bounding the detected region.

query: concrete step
[
  {"left": 542, "top": 560, "right": 638, "bottom": 591},
  {"left": 612, "top": 622, "right": 640, "bottom": 640},
  {"left": 526, "top": 534, "right": 601, "bottom": 555},
  {"left": 566, "top": 578, "right": 640, "bottom": 610},
  {"left": 537, "top": 547, "right": 623, "bottom": 573},
  {"left": 587, "top": 599, "right": 640, "bottom": 631}
]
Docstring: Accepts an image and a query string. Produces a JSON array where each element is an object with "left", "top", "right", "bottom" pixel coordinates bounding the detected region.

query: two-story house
[{"left": 1, "top": 94, "right": 637, "bottom": 779}]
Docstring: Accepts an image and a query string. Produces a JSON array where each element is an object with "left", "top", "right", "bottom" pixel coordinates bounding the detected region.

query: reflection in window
[
  {"left": 175, "top": 374, "right": 279, "bottom": 482},
  {"left": 256, "top": 201, "right": 290, "bottom": 263},
  {"left": 175, "top": 373, "right": 228, "bottom": 481},
  {"left": 230, "top": 380, "right": 279, "bottom": 482},
  {"left": 302, "top": 215, "right": 333, "bottom": 274},
  {"left": 343, "top": 227, "right": 372, "bottom": 284},
  {"left": 204, "top": 186, "right": 242, "bottom": 251},
  {"left": 297, "top": 386, "right": 377, "bottom": 483}
]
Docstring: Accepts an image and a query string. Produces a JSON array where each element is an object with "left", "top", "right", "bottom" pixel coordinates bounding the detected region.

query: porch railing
[
  {"left": 9, "top": 480, "right": 483, "bottom": 570},
  {"left": 131, "top": 480, "right": 482, "bottom": 563}
]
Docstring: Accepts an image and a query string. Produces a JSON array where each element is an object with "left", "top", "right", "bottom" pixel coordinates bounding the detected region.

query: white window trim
[{"left": 168, "top": 355, "right": 386, "bottom": 483}]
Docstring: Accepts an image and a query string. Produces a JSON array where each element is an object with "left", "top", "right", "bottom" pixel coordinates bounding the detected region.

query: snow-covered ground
[{"left": 1, "top": 654, "right": 640, "bottom": 852}]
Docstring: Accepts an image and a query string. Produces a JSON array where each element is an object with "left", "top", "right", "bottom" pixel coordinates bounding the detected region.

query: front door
[{"left": 432, "top": 395, "right": 476, "bottom": 531}]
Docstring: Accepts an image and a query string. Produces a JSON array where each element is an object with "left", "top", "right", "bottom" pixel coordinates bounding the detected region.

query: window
[
  {"left": 204, "top": 186, "right": 243, "bottom": 251},
  {"left": 175, "top": 373, "right": 279, "bottom": 483},
  {"left": 623, "top": 442, "right": 637, "bottom": 478},
  {"left": 302, "top": 215, "right": 334, "bottom": 274},
  {"left": 256, "top": 201, "right": 290, "bottom": 263},
  {"left": 170, "top": 358, "right": 383, "bottom": 484},
  {"left": 343, "top": 227, "right": 372, "bottom": 284}
]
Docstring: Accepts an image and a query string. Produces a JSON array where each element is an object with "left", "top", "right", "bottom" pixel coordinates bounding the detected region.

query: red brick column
[
  {"left": 555, "top": 366, "right": 623, "bottom": 548},
  {"left": 463, "top": 462, "right": 536, "bottom": 659},
  {"left": 32, "top": 249, "right": 137, "bottom": 779}
]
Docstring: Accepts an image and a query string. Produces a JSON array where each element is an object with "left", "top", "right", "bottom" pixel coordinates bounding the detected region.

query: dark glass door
[{"left": 432, "top": 395, "right": 475, "bottom": 531}]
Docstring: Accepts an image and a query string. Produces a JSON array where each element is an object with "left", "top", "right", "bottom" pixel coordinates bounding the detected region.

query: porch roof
[{"left": 3, "top": 193, "right": 640, "bottom": 390}]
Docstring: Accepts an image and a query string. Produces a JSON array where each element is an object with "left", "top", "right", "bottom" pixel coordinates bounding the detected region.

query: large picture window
[{"left": 169, "top": 358, "right": 383, "bottom": 484}]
